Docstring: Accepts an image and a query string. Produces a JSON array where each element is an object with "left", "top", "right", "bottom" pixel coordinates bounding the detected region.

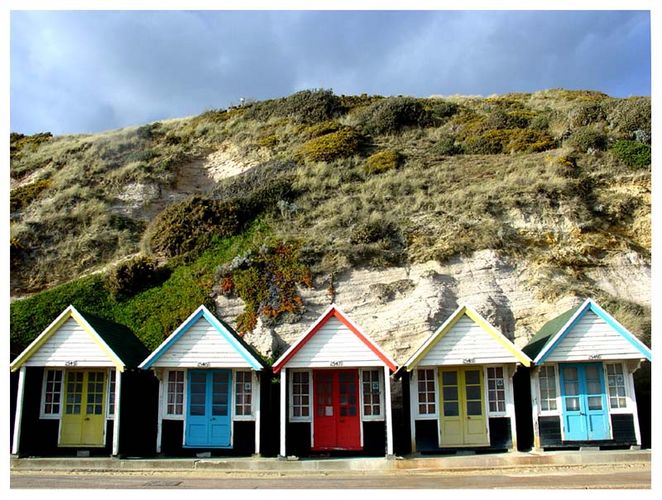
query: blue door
[
  {"left": 559, "top": 363, "right": 610, "bottom": 441},
  {"left": 185, "top": 370, "right": 232, "bottom": 447}
]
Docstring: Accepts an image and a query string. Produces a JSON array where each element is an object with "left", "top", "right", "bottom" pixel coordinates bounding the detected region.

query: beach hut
[
  {"left": 524, "top": 298, "right": 651, "bottom": 449},
  {"left": 398, "top": 304, "right": 531, "bottom": 454},
  {"left": 10, "top": 305, "right": 154, "bottom": 457},
  {"left": 139, "top": 305, "right": 266, "bottom": 456},
  {"left": 272, "top": 304, "right": 397, "bottom": 457}
]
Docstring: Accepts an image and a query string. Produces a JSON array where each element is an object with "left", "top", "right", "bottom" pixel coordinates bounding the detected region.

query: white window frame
[
  {"left": 162, "top": 369, "right": 185, "bottom": 420},
  {"left": 40, "top": 368, "right": 64, "bottom": 419},
  {"left": 106, "top": 368, "right": 116, "bottom": 420},
  {"left": 485, "top": 365, "right": 508, "bottom": 417},
  {"left": 604, "top": 362, "right": 630, "bottom": 414},
  {"left": 360, "top": 368, "right": 384, "bottom": 421},
  {"left": 289, "top": 369, "right": 312, "bottom": 422},
  {"left": 233, "top": 369, "right": 256, "bottom": 421},
  {"left": 538, "top": 364, "right": 561, "bottom": 416},
  {"left": 414, "top": 367, "right": 438, "bottom": 419}
]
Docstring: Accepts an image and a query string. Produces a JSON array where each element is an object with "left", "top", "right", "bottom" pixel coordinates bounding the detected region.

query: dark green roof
[
  {"left": 78, "top": 310, "right": 150, "bottom": 368},
  {"left": 523, "top": 305, "right": 581, "bottom": 360}
]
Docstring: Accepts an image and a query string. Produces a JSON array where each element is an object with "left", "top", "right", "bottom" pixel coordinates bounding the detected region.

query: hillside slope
[{"left": 10, "top": 89, "right": 651, "bottom": 360}]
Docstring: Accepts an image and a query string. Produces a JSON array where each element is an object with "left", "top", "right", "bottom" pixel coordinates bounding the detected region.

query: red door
[{"left": 313, "top": 369, "right": 361, "bottom": 450}]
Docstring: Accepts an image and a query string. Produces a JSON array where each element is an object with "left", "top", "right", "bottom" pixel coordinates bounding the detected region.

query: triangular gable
[
  {"left": 535, "top": 298, "right": 652, "bottom": 364},
  {"left": 10, "top": 305, "right": 126, "bottom": 372},
  {"left": 140, "top": 305, "right": 264, "bottom": 370},
  {"left": 272, "top": 304, "right": 397, "bottom": 373},
  {"left": 404, "top": 304, "right": 531, "bottom": 370}
]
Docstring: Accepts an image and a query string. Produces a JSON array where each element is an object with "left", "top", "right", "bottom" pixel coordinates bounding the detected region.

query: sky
[{"left": 9, "top": 9, "right": 652, "bottom": 135}]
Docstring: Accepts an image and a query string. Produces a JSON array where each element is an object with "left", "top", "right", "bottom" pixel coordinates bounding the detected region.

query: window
[
  {"left": 487, "top": 367, "right": 506, "bottom": 413},
  {"left": 41, "top": 369, "right": 63, "bottom": 418},
  {"left": 165, "top": 370, "right": 184, "bottom": 417},
  {"left": 417, "top": 369, "right": 436, "bottom": 416},
  {"left": 235, "top": 371, "right": 253, "bottom": 417},
  {"left": 606, "top": 363, "right": 627, "bottom": 409},
  {"left": 107, "top": 370, "right": 116, "bottom": 417},
  {"left": 538, "top": 365, "right": 558, "bottom": 411},
  {"left": 361, "top": 369, "right": 382, "bottom": 418},
  {"left": 291, "top": 371, "right": 310, "bottom": 420}
]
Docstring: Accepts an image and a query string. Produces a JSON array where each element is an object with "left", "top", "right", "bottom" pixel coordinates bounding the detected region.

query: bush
[
  {"left": 302, "top": 120, "right": 342, "bottom": 139},
  {"left": 244, "top": 89, "right": 344, "bottom": 124},
  {"left": 359, "top": 97, "right": 433, "bottom": 135},
  {"left": 105, "top": 256, "right": 170, "bottom": 300},
  {"left": 610, "top": 140, "right": 651, "bottom": 168},
  {"left": 429, "top": 100, "right": 459, "bottom": 123},
  {"left": 607, "top": 97, "right": 650, "bottom": 142},
  {"left": 350, "top": 219, "right": 400, "bottom": 244},
  {"left": 463, "top": 129, "right": 554, "bottom": 154},
  {"left": 10, "top": 132, "right": 53, "bottom": 159},
  {"left": 10, "top": 178, "right": 51, "bottom": 212},
  {"left": 297, "top": 128, "right": 363, "bottom": 162},
  {"left": 568, "top": 102, "right": 607, "bottom": 127},
  {"left": 432, "top": 135, "right": 463, "bottom": 155},
  {"left": 364, "top": 150, "right": 401, "bottom": 174},
  {"left": 566, "top": 126, "right": 608, "bottom": 152}
]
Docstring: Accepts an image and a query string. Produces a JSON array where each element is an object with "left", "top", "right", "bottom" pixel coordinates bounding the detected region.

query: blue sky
[{"left": 10, "top": 10, "right": 651, "bottom": 135}]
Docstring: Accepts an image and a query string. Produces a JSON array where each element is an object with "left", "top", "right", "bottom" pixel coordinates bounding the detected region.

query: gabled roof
[
  {"left": 272, "top": 304, "right": 397, "bottom": 373},
  {"left": 402, "top": 303, "right": 531, "bottom": 371},
  {"left": 139, "top": 305, "right": 265, "bottom": 370},
  {"left": 525, "top": 298, "right": 652, "bottom": 364},
  {"left": 10, "top": 305, "right": 148, "bottom": 372}
]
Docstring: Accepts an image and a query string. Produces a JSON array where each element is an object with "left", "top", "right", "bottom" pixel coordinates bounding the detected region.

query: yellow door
[
  {"left": 59, "top": 370, "right": 106, "bottom": 447},
  {"left": 439, "top": 367, "right": 489, "bottom": 446}
]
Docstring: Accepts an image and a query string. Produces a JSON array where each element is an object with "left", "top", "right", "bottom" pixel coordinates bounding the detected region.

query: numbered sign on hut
[
  {"left": 272, "top": 304, "right": 397, "bottom": 457},
  {"left": 139, "top": 305, "right": 265, "bottom": 456},
  {"left": 399, "top": 304, "right": 531, "bottom": 453},
  {"left": 10, "top": 305, "right": 153, "bottom": 457},
  {"left": 524, "top": 298, "right": 651, "bottom": 450}
]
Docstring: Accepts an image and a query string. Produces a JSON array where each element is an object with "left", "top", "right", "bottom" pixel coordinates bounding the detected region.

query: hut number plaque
[
  {"left": 462, "top": 358, "right": 475, "bottom": 364},
  {"left": 588, "top": 354, "right": 602, "bottom": 360},
  {"left": 197, "top": 362, "right": 210, "bottom": 367},
  {"left": 329, "top": 361, "right": 344, "bottom": 367},
  {"left": 65, "top": 360, "right": 78, "bottom": 367}
]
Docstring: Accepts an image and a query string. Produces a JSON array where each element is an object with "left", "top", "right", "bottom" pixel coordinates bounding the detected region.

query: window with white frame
[
  {"left": 290, "top": 371, "right": 310, "bottom": 420},
  {"left": 487, "top": 367, "right": 506, "bottom": 413},
  {"left": 235, "top": 371, "right": 253, "bottom": 417},
  {"left": 107, "top": 370, "right": 116, "bottom": 417},
  {"left": 165, "top": 370, "right": 185, "bottom": 417},
  {"left": 41, "top": 369, "right": 63, "bottom": 418},
  {"left": 538, "top": 365, "right": 558, "bottom": 411},
  {"left": 417, "top": 368, "right": 436, "bottom": 416},
  {"left": 361, "top": 369, "right": 382, "bottom": 418},
  {"left": 606, "top": 363, "right": 627, "bottom": 409}
]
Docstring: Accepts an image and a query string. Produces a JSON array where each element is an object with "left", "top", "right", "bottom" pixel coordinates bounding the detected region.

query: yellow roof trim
[
  {"left": 464, "top": 307, "right": 531, "bottom": 367},
  {"left": 10, "top": 306, "right": 125, "bottom": 372},
  {"left": 405, "top": 306, "right": 466, "bottom": 370}
]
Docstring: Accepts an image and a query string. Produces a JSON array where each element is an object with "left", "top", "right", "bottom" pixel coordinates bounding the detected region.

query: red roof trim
[{"left": 272, "top": 306, "right": 396, "bottom": 373}]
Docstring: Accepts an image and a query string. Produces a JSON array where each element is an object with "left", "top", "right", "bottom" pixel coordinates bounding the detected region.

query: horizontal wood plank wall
[
  {"left": 24, "top": 318, "right": 114, "bottom": 367},
  {"left": 285, "top": 317, "right": 383, "bottom": 368},
  {"left": 546, "top": 311, "right": 644, "bottom": 362},
  {"left": 151, "top": 317, "right": 253, "bottom": 368},
  {"left": 420, "top": 316, "right": 517, "bottom": 365}
]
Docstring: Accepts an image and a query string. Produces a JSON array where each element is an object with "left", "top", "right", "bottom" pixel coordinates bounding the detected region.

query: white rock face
[{"left": 215, "top": 250, "right": 650, "bottom": 365}]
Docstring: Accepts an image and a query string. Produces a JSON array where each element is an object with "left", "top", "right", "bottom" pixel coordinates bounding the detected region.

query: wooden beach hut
[
  {"left": 524, "top": 298, "right": 651, "bottom": 449},
  {"left": 272, "top": 304, "right": 397, "bottom": 457},
  {"left": 139, "top": 305, "right": 266, "bottom": 456},
  {"left": 398, "top": 304, "right": 531, "bottom": 454}
]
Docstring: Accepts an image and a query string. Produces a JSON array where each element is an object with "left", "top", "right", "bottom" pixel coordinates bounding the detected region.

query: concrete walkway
[{"left": 10, "top": 449, "right": 650, "bottom": 473}]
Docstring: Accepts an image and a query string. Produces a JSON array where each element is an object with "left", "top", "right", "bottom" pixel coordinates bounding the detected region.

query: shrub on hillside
[
  {"left": 10, "top": 178, "right": 51, "bottom": 212},
  {"left": 568, "top": 102, "right": 607, "bottom": 128},
  {"left": 302, "top": 120, "right": 342, "bottom": 139},
  {"left": 359, "top": 97, "right": 434, "bottom": 135},
  {"left": 429, "top": 100, "right": 460, "bottom": 124},
  {"left": 297, "top": 128, "right": 363, "bottom": 162},
  {"left": 566, "top": 126, "right": 608, "bottom": 152},
  {"left": 364, "top": 150, "right": 401, "bottom": 174},
  {"left": 463, "top": 129, "right": 554, "bottom": 154},
  {"left": 610, "top": 140, "right": 651, "bottom": 168},
  {"left": 244, "top": 89, "right": 344, "bottom": 124},
  {"left": 607, "top": 97, "right": 651, "bottom": 142},
  {"left": 10, "top": 132, "right": 53, "bottom": 159},
  {"left": 105, "top": 256, "right": 170, "bottom": 300},
  {"left": 432, "top": 134, "right": 464, "bottom": 155}
]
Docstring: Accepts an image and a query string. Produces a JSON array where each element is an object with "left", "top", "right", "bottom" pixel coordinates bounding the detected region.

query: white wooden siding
[
  {"left": 546, "top": 311, "right": 644, "bottom": 362},
  {"left": 285, "top": 317, "right": 384, "bottom": 368},
  {"left": 419, "top": 316, "right": 520, "bottom": 366},
  {"left": 151, "top": 317, "right": 253, "bottom": 368},
  {"left": 24, "top": 318, "right": 114, "bottom": 367}
]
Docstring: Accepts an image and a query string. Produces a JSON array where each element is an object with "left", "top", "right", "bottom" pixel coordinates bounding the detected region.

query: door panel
[
  {"left": 439, "top": 368, "right": 489, "bottom": 446},
  {"left": 185, "top": 370, "right": 232, "bottom": 448},
  {"left": 59, "top": 370, "right": 106, "bottom": 447},
  {"left": 560, "top": 363, "right": 610, "bottom": 441},
  {"left": 313, "top": 370, "right": 361, "bottom": 450}
]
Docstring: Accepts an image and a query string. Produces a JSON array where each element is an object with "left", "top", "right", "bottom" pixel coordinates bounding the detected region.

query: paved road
[{"left": 10, "top": 466, "right": 650, "bottom": 489}]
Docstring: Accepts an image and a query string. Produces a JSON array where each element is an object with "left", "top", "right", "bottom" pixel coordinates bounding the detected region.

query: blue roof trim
[
  {"left": 141, "top": 306, "right": 263, "bottom": 370},
  {"left": 537, "top": 299, "right": 652, "bottom": 363}
]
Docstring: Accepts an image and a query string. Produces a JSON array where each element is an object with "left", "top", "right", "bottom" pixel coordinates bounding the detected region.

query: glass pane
[
  {"left": 467, "top": 401, "right": 482, "bottom": 416},
  {"left": 443, "top": 387, "right": 458, "bottom": 401},
  {"left": 465, "top": 370, "right": 480, "bottom": 385},
  {"left": 442, "top": 371, "right": 457, "bottom": 385},
  {"left": 466, "top": 385, "right": 481, "bottom": 400},
  {"left": 564, "top": 381, "right": 579, "bottom": 396},
  {"left": 444, "top": 402, "right": 459, "bottom": 416},
  {"left": 588, "top": 396, "right": 602, "bottom": 410},
  {"left": 566, "top": 397, "right": 580, "bottom": 411}
]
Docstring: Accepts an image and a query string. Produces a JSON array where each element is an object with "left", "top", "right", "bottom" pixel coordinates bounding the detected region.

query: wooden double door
[
  {"left": 185, "top": 369, "right": 232, "bottom": 448},
  {"left": 439, "top": 367, "right": 489, "bottom": 446},
  {"left": 59, "top": 370, "right": 107, "bottom": 447},
  {"left": 312, "top": 369, "right": 361, "bottom": 450}
]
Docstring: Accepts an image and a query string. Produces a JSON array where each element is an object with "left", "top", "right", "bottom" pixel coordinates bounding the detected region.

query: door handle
[{"left": 84, "top": 417, "right": 90, "bottom": 421}]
